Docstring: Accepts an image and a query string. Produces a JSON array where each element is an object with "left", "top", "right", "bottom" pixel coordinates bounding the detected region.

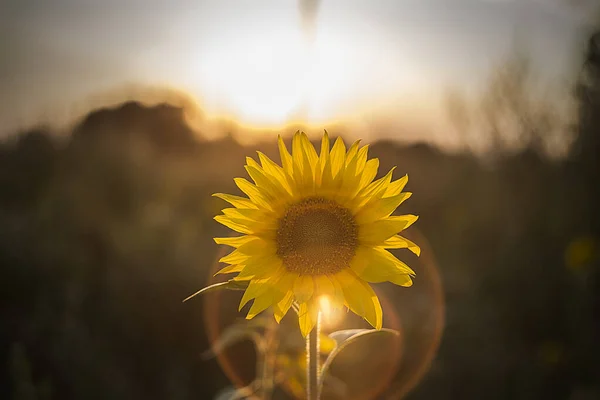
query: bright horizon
[{"left": 0, "top": 0, "right": 596, "bottom": 150}]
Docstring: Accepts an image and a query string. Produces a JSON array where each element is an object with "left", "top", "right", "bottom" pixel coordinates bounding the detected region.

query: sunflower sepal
[{"left": 182, "top": 279, "right": 250, "bottom": 303}]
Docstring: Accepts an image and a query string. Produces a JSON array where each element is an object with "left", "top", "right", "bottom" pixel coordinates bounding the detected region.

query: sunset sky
[{"left": 0, "top": 0, "right": 597, "bottom": 144}]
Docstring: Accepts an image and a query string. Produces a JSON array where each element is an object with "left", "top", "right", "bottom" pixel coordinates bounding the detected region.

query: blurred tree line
[{"left": 1, "top": 31, "right": 600, "bottom": 400}]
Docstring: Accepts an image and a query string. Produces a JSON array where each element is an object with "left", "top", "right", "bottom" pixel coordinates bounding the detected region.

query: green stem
[
  {"left": 306, "top": 311, "right": 321, "bottom": 400},
  {"left": 260, "top": 320, "right": 277, "bottom": 400}
]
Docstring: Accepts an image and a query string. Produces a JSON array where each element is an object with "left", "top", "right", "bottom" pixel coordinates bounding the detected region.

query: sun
[
  {"left": 193, "top": 26, "right": 357, "bottom": 126},
  {"left": 178, "top": 2, "right": 424, "bottom": 130}
]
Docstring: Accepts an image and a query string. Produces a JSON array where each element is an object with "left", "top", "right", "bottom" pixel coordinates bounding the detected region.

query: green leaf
[
  {"left": 318, "top": 329, "right": 400, "bottom": 398},
  {"left": 328, "top": 329, "right": 373, "bottom": 345},
  {"left": 182, "top": 279, "right": 249, "bottom": 302}
]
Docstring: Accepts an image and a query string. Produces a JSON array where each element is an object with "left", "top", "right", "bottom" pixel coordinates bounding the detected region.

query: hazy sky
[{"left": 0, "top": 0, "right": 597, "bottom": 142}]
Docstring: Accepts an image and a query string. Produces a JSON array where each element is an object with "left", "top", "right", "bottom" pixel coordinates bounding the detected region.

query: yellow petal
[
  {"left": 236, "top": 255, "right": 282, "bottom": 280},
  {"left": 221, "top": 207, "right": 266, "bottom": 223},
  {"left": 358, "top": 159, "right": 379, "bottom": 190},
  {"left": 359, "top": 215, "right": 419, "bottom": 245},
  {"left": 385, "top": 175, "right": 408, "bottom": 197},
  {"left": 219, "top": 249, "right": 250, "bottom": 264},
  {"left": 314, "top": 275, "right": 341, "bottom": 309},
  {"left": 245, "top": 165, "right": 290, "bottom": 200},
  {"left": 273, "top": 272, "right": 298, "bottom": 323},
  {"left": 302, "top": 144, "right": 316, "bottom": 191},
  {"left": 257, "top": 151, "right": 292, "bottom": 194},
  {"left": 340, "top": 146, "right": 369, "bottom": 197},
  {"left": 291, "top": 132, "right": 313, "bottom": 192},
  {"left": 216, "top": 212, "right": 274, "bottom": 236},
  {"left": 214, "top": 235, "right": 254, "bottom": 248},
  {"left": 334, "top": 270, "right": 364, "bottom": 314},
  {"left": 292, "top": 161, "right": 305, "bottom": 194},
  {"left": 314, "top": 158, "right": 323, "bottom": 187},
  {"left": 214, "top": 215, "right": 253, "bottom": 235},
  {"left": 341, "top": 146, "right": 363, "bottom": 191},
  {"left": 238, "top": 265, "right": 285, "bottom": 310},
  {"left": 293, "top": 275, "right": 314, "bottom": 303},
  {"left": 300, "top": 132, "right": 318, "bottom": 165},
  {"left": 234, "top": 178, "right": 273, "bottom": 211},
  {"left": 345, "top": 140, "right": 361, "bottom": 165},
  {"left": 335, "top": 270, "right": 382, "bottom": 329},
  {"left": 354, "top": 192, "right": 412, "bottom": 225},
  {"left": 314, "top": 275, "right": 335, "bottom": 298},
  {"left": 292, "top": 131, "right": 304, "bottom": 165},
  {"left": 389, "top": 274, "right": 413, "bottom": 287},
  {"left": 359, "top": 167, "right": 396, "bottom": 200},
  {"left": 349, "top": 167, "right": 396, "bottom": 212},
  {"left": 278, "top": 135, "right": 294, "bottom": 175},
  {"left": 246, "top": 291, "right": 274, "bottom": 319},
  {"left": 274, "top": 292, "right": 293, "bottom": 323},
  {"left": 234, "top": 236, "right": 276, "bottom": 257},
  {"left": 321, "top": 154, "right": 335, "bottom": 191},
  {"left": 329, "top": 274, "right": 346, "bottom": 310},
  {"left": 370, "top": 246, "right": 417, "bottom": 276},
  {"left": 382, "top": 235, "right": 421, "bottom": 256},
  {"left": 329, "top": 136, "right": 346, "bottom": 179},
  {"left": 319, "top": 131, "right": 330, "bottom": 171},
  {"left": 293, "top": 132, "right": 316, "bottom": 192},
  {"left": 245, "top": 156, "right": 261, "bottom": 170},
  {"left": 355, "top": 144, "right": 369, "bottom": 172},
  {"left": 212, "top": 193, "right": 257, "bottom": 209},
  {"left": 214, "top": 264, "right": 244, "bottom": 275},
  {"left": 239, "top": 278, "right": 272, "bottom": 311},
  {"left": 350, "top": 246, "right": 415, "bottom": 283},
  {"left": 298, "top": 300, "right": 319, "bottom": 337},
  {"left": 314, "top": 132, "right": 330, "bottom": 187},
  {"left": 369, "top": 291, "right": 383, "bottom": 330}
]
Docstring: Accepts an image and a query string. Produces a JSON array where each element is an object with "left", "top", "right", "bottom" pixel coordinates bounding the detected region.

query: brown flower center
[{"left": 276, "top": 197, "right": 358, "bottom": 275}]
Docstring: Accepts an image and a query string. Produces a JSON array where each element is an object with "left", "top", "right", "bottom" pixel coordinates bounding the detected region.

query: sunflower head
[{"left": 213, "top": 131, "right": 419, "bottom": 336}]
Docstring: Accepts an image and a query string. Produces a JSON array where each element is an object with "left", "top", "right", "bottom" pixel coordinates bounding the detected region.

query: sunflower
[{"left": 213, "top": 131, "right": 419, "bottom": 336}]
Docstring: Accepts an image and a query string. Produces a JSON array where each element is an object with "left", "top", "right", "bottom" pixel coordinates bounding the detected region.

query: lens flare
[{"left": 319, "top": 295, "right": 331, "bottom": 318}]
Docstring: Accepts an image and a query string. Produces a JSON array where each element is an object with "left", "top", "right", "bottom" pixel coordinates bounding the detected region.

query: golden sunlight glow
[
  {"left": 195, "top": 29, "right": 357, "bottom": 126},
  {"left": 318, "top": 294, "right": 345, "bottom": 329},
  {"left": 188, "top": 4, "right": 424, "bottom": 128},
  {"left": 319, "top": 295, "right": 332, "bottom": 318}
]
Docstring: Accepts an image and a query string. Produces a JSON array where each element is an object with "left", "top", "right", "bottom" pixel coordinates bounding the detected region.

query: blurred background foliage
[{"left": 1, "top": 24, "right": 600, "bottom": 400}]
